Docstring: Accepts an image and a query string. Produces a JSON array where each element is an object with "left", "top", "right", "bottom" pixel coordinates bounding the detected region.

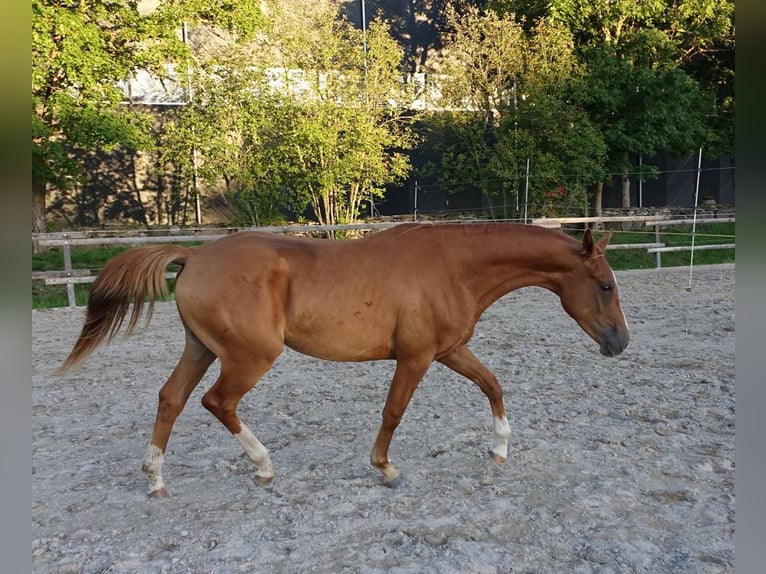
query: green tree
[
  {"left": 576, "top": 42, "right": 711, "bottom": 211},
  {"left": 425, "top": 7, "right": 605, "bottom": 218},
  {"left": 492, "top": 0, "right": 734, "bottom": 211},
  {"left": 32, "top": 0, "right": 266, "bottom": 232},
  {"left": 164, "top": 1, "right": 415, "bottom": 228},
  {"left": 429, "top": 6, "right": 527, "bottom": 215},
  {"left": 665, "top": 0, "right": 735, "bottom": 158},
  {"left": 160, "top": 44, "right": 293, "bottom": 226},
  {"left": 551, "top": 0, "right": 729, "bottom": 209},
  {"left": 263, "top": 5, "right": 415, "bottom": 227}
]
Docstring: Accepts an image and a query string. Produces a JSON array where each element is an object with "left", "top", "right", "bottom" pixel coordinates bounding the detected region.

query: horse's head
[{"left": 558, "top": 229, "right": 629, "bottom": 357}]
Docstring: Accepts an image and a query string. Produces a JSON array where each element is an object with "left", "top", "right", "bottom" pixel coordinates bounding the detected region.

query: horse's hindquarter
[{"left": 172, "top": 234, "right": 293, "bottom": 360}]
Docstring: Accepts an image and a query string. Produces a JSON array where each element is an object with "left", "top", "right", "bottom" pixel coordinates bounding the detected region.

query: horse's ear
[
  {"left": 582, "top": 228, "right": 595, "bottom": 256},
  {"left": 596, "top": 230, "right": 613, "bottom": 252},
  {"left": 582, "top": 229, "right": 612, "bottom": 257}
]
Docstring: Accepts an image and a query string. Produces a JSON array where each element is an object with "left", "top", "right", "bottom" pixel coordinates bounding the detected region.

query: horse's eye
[{"left": 600, "top": 283, "right": 612, "bottom": 292}]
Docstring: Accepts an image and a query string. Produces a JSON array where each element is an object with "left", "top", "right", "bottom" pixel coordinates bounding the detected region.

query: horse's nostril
[{"left": 600, "top": 327, "right": 628, "bottom": 357}]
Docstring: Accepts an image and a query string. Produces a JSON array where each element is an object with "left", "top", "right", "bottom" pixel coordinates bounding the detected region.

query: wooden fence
[{"left": 33, "top": 217, "right": 734, "bottom": 307}]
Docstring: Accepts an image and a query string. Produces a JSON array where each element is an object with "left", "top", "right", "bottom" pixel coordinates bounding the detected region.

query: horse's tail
[{"left": 57, "top": 244, "right": 192, "bottom": 373}]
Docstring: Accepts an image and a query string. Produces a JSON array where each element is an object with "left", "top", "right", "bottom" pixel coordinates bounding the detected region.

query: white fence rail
[
  {"left": 647, "top": 243, "right": 736, "bottom": 253},
  {"left": 644, "top": 217, "right": 736, "bottom": 268}
]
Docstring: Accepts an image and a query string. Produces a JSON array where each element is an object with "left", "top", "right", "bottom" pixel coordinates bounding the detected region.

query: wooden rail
[
  {"left": 531, "top": 215, "right": 669, "bottom": 229},
  {"left": 645, "top": 217, "right": 736, "bottom": 228},
  {"left": 32, "top": 222, "right": 401, "bottom": 248}
]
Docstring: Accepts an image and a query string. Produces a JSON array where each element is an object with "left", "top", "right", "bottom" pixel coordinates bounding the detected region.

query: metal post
[
  {"left": 192, "top": 142, "right": 201, "bottom": 225},
  {"left": 361, "top": 1, "right": 370, "bottom": 219},
  {"left": 523, "top": 159, "right": 530, "bottom": 224},
  {"left": 687, "top": 147, "right": 703, "bottom": 290},
  {"left": 183, "top": 22, "right": 202, "bottom": 226},
  {"left": 361, "top": 0, "right": 368, "bottom": 61},
  {"left": 413, "top": 180, "right": 419, "bottom": 222}
]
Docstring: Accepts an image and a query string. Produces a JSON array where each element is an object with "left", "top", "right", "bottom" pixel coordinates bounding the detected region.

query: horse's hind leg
[
  {"left": 142, "top": 331, "right": 216, "bottom": 496},
  {"left": 201, "top": 347, "right": 282, "bottom": 487},
  {"left": 437, "top": 345, "right": 511, "bottom": 465}
]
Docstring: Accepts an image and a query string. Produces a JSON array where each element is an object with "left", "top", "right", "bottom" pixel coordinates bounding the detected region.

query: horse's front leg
[
  {"left": 370, "top": 357, "right": 432, "bottom": 486},
  {"left": 437, "top": 345, "right": 511, "bottom": 465}
]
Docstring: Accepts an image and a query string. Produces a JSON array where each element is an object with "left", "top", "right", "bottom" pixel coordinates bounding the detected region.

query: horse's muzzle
[{"left": 599, "top": 326, "right": 630, "bottom": 357}]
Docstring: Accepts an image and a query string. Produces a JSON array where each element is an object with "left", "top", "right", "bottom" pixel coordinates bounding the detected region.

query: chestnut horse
[{"left": 59, "top": 223, "right": 629, "bottom": 495}]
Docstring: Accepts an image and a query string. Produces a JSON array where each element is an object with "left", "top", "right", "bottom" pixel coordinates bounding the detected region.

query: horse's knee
[
  {"left": 157, "top": 388, "right": 186, "bottom": 420},
  {"left": 201, "top": 391, "right": 241, "bottom": 432},
  {"left": 201, "top": 389, "right": 233, "bottom": 416},
  {"left": 200, "top": 390, "right": 220, "bottom": 415},
  {"left": 201, "top": 391, "right": 231, "bottom": 423},
  {"left": 381, "top": 410, "right": 404, "bottom": 430}
]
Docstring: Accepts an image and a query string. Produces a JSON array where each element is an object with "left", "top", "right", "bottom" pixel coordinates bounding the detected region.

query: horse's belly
[
  {"left": 285, "top": 331, "right": 394, "bottom": 362},
  {"left": 283, "top": 315, "right": 395, "bottom": 362}
]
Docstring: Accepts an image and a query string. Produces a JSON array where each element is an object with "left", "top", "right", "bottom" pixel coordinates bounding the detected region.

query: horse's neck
[{"left": 457, "top": 225, "right": 575, "bottom": 312}]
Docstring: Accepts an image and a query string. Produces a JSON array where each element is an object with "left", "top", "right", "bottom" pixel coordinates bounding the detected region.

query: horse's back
[{"left": 183, "top": 225, "right": 442, "bottom": 280}]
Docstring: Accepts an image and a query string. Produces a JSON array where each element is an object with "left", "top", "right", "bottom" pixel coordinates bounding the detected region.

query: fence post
[
  {"left": 62, "top": 241, "right": 76, "bottom": 307},
  {"left": 653, "top": 224, "right": 662, "bottom": 268},
  {"left": 413, "top": 180, "right": 419, "bottom": 222}
]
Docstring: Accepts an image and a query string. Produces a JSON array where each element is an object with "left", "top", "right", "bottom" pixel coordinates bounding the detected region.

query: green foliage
[
  {"left": 32, "top": 0, "right": 268, "bottom": 231},
  {"left": 439, "top": 6, "right": 526, "bottom": 122},
  {"left": 161, "top": 1, "right": 415, "bottom": 228},
  {"left": 425, "top": 8, "right": 605, "bottom": 218},
  {"left": 32, "top": 0, "right": 145, "bottom": 195},
  {"left": 419, "top": 111, "right": 500, "bottom": 203},
  {"left": 484, "top": 0, "right": 734, "bottom": 208},
  {"left": 32, "top": 0, "right": 733, "bottom": 230},
  {"left": 578, "top": 44, "right": 712, "bottom": 161},
  {"left": 497, "top": 94, "right": 606, "bottom": 215}
]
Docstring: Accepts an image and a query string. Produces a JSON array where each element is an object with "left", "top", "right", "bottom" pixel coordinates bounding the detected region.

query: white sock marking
[
  {"left": 491, "top": 416, "right": 511, "bottom": 459},
  {"left": 142, "top": 444, "right": 166, "bottom": 493},
  {"left": 235, "top": 425, "right": 273, "bottom": 479}
]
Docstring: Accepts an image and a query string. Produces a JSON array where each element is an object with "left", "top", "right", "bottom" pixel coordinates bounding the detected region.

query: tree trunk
[
  {"left": 589, "top": 181, "right": 604, "bottom": 230},
  {"left": 129, "top": 152, "right": 148, "bottom": 226},
  {"left": 32, "top": 174, "right": 47, "bottom": 234},
  {"left": 621, "top": 171, "right": 631, "bottom": 207},
  {"left": 620, "top": 151, "right": 631, "bottom": 207}
]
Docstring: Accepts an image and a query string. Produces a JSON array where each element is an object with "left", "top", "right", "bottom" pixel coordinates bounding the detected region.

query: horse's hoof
[
  {"left": 148, "top": 487, "right": 168, "bottom": 498},
  {"left": 383, "top": 475, "right": 405, "bottom": 489},
  {"left": 254, "top": 475, "right": 273, "bottom": 488},
  {"left": 489, "top": 451, "right": 506, "bottom": 466}
]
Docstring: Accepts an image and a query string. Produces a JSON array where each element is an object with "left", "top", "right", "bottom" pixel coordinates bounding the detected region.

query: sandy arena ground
[{"left": 33, "top": 264, "right": 735, "bottom": 573}]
